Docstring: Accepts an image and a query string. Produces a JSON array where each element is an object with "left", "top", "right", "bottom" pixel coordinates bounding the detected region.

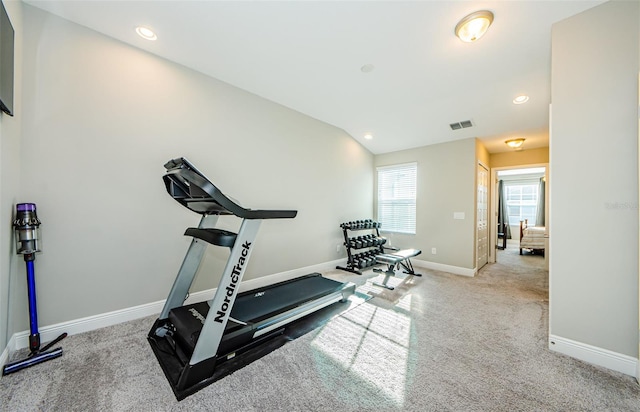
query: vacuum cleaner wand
[{"left": 2, "top": 203, "right": 67, "bottom": 376}]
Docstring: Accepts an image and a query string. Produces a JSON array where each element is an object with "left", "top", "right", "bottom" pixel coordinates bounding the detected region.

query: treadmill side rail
[
  {"left": 190, "top": 218, "right": 261, "bottom": 366},
  {"left": 253, "top": 283, "right": 356, "bottom": 338},
  {"left": 158, "top": 214, "right": 218, "bottom": 320}
]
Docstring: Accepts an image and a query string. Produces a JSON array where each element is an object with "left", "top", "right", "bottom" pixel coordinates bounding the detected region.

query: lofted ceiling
[{"left": 25, "top": 0, "right": 605, "bottom": 154}]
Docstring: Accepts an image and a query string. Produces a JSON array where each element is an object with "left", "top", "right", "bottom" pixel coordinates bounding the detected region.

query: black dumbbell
[{"left": 368, "top": 255, "right": 376, "bottom": 266}]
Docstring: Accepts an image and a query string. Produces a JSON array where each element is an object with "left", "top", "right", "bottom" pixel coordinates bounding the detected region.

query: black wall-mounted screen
[{"left": 0, "top": 1, "right": 14, "bottom": 116}]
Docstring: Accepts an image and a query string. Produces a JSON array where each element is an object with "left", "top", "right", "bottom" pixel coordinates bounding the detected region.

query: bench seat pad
[{"left": 376, "top": 248, "right": 421, "bottom": 264}]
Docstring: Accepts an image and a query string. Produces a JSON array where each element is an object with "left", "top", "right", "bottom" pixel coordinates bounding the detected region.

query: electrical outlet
[{"left": 431, "top": 247, "right": 437, "bottom": 255}]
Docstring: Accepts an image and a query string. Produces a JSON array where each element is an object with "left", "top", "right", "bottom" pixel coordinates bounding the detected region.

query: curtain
[
  {"left": 536, "top": 177, "right": 545, "bottom": 227},
  {"left": 497, "top": 179, "right": 511, "bottom": 239}
]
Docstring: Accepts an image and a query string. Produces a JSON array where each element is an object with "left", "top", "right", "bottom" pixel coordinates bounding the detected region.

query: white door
[{"left": 477, "top": 163, "right": 489, "bottom": 270}]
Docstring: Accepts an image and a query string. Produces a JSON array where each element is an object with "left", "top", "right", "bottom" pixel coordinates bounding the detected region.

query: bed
[{"left": 519, "top": 220, "right": 545, "bottom": 255}]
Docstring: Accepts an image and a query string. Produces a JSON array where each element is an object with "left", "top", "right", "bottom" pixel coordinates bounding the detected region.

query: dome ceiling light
[
  {"left": 455, "top": 10, "right": 494, "bottom": 43},
  {"left": 505, "top": 138, "right": 526, "bottom": 149}
]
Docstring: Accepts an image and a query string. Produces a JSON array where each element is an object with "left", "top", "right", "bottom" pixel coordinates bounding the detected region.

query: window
[
  {"left": 498, "top": 168, "right": 545, "bottom": 227},
  {"left": 376, "top": 163, "right": 417, "bottom": 234},
  {"left": 504, "top": 183, "right": 539, "bottom": 225}
]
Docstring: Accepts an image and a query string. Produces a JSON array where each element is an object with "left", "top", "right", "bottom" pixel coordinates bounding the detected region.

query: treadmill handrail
[{"left": 164, "top": 158, "right": 297, "bottom": 220}]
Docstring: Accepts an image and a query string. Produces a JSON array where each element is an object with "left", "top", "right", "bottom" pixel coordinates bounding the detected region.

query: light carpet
[{"left": 1, "top": 245, "right": 639, "bottom": 411}]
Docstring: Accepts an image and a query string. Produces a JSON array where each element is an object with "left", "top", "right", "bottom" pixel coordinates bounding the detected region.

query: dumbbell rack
[{"left": 336, "top": 219, "right": 387, "bottom": 275}]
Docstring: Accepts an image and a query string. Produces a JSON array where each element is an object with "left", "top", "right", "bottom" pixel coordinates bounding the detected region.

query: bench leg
[
  {"left": 372, "top": 264, "right": 396, "bottom": 290},
  {"left": 371, "top": 253, "right": 422, "bottom": 290},
  {"left": 399, "top": 258, "right": 422, "bottom": 277}
]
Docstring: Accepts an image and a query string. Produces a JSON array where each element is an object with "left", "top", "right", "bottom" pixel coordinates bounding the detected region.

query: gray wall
[
  {"left": 374, "top": 138, "right": 477, "bottom": 270},
  {"left": 550, "top": 0, "right": 639, "bottom": 356},
  {"left": 2, "top": 3, "right": 373, "bottom": 346},
  {"left": 0, "top": 0, "right": 23, "bottom": 359}
]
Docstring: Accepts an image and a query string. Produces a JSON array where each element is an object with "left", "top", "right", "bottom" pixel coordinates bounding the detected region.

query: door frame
[
  {"left": 636, "top": 71, "right": 640, "bottom": 383},
  {"left": 476, "top": 162, "right": 490, "bottom": 271}
]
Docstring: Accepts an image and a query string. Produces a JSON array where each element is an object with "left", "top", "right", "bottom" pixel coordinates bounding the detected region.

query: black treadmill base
[
  {"left": 149, "top": 328, "right": 288, "bottom": 401},
  {"left": 149, "top": 297, "right": 355, "bottom": 401}
]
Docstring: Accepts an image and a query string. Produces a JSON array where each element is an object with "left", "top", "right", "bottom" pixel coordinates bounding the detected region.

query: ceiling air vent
[{"left": 449, "top": 120, "right": 474, "bottom": 130}]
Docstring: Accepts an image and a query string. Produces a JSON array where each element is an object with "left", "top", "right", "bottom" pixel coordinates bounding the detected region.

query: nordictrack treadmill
[{"left": 148, "top": 158, "right": 355, "bottom": 400}]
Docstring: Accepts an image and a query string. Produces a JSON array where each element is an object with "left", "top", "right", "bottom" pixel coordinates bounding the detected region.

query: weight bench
[{"left": 372, "top": 248, "right": 422, "bottom": 290}]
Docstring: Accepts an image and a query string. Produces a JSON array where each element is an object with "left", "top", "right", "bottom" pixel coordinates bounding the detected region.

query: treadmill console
[{"left": 162, "top": 157, "right": 297, "bottom": 219}]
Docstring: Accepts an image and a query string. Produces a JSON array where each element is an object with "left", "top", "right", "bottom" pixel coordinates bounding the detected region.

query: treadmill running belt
[
  {"left": 231, "top": 274, "right": 344, "bottom": 322},
  {"left": 167, "top": 273, "right": 345, "bottom": 356}
]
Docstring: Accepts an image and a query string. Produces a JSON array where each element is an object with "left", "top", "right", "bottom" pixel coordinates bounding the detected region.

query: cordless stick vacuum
[{"left": 2, "top": 203, "right": 67, "bottom": 375}]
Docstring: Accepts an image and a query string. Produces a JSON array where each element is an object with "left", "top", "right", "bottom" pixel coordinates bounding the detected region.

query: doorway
[{"left": 489, "top": 164, "right": 549, "bottom": 266}]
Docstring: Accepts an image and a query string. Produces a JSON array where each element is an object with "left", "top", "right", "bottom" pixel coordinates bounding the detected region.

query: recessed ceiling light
[
  {"left": 360, "top": 64, "right": 375, "bottom": 73},
  {"left": 364, "top": 133, "right": 373, "bottom": 140},
  {"left": 513, "top": 95, "right": 529, "bottom": 104},
  {"left": 136, "top": 26, "right": 157, "bottom": 41},
  {"left": 455, "top": 10, "right": 494, "bottom": 43}
]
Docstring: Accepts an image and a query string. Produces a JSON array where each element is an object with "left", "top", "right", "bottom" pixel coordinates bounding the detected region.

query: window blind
[{"left": 376, "top": 162, "right": 417, "bottom": 234}]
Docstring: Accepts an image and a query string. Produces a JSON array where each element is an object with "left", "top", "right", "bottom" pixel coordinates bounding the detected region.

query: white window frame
[
  {"left": 376, "top": 162, "right": 417, "bottom": 234},
  {"left": 503, "top": 180, "right": 539, "bottom": 225}
]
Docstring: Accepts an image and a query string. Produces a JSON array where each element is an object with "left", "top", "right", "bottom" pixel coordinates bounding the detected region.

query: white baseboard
[
  {"left": 0, "top": 333, "right": 16, "bottom": 380},
  {"left": 0, "top": 346, "right": 6, "bottom": 373},
  {"left": 11, "top": 300, "right": 164, "bottom": 352},
  {"left": 6, "top": 259, "right": 344, "bottom": 353},
  {"left": 0, "top": 337, "right": 11, "bottom": 378},
  {"left": 549, "top": 334, "right": 638, "bottom": 377},
  {"left": 412, "top": 259, "right": 476, "bottom": 277}
]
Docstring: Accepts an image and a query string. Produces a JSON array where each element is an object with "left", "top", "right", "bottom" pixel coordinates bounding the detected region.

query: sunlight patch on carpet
[
  {"left": 395, "top": 294, "right": 412, "bottom": 312},
  {"left": 310, "top": 302, "right": 412, "bottom": 407}
]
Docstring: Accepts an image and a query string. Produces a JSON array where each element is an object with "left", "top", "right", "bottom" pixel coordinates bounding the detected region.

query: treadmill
[{"left": 148, "top": 158, "right": 355, "bottom": 400}]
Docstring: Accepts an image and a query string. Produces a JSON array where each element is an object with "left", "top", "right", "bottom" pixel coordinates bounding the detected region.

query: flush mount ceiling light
[
  {"left": 455, "top": 10, "right": 494, "bottom": 43},
  {"left": 364, "top": 133, "right": 373, "bottom": 140},
  {"left": 513, "top": 94, "right": 530, "bottom": 104},
  {"left": 505, "top": 138, "right": 525, "bottom": 149},
  {"left": 136, "top": 26, "right": 157, "bottom": 41}
]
